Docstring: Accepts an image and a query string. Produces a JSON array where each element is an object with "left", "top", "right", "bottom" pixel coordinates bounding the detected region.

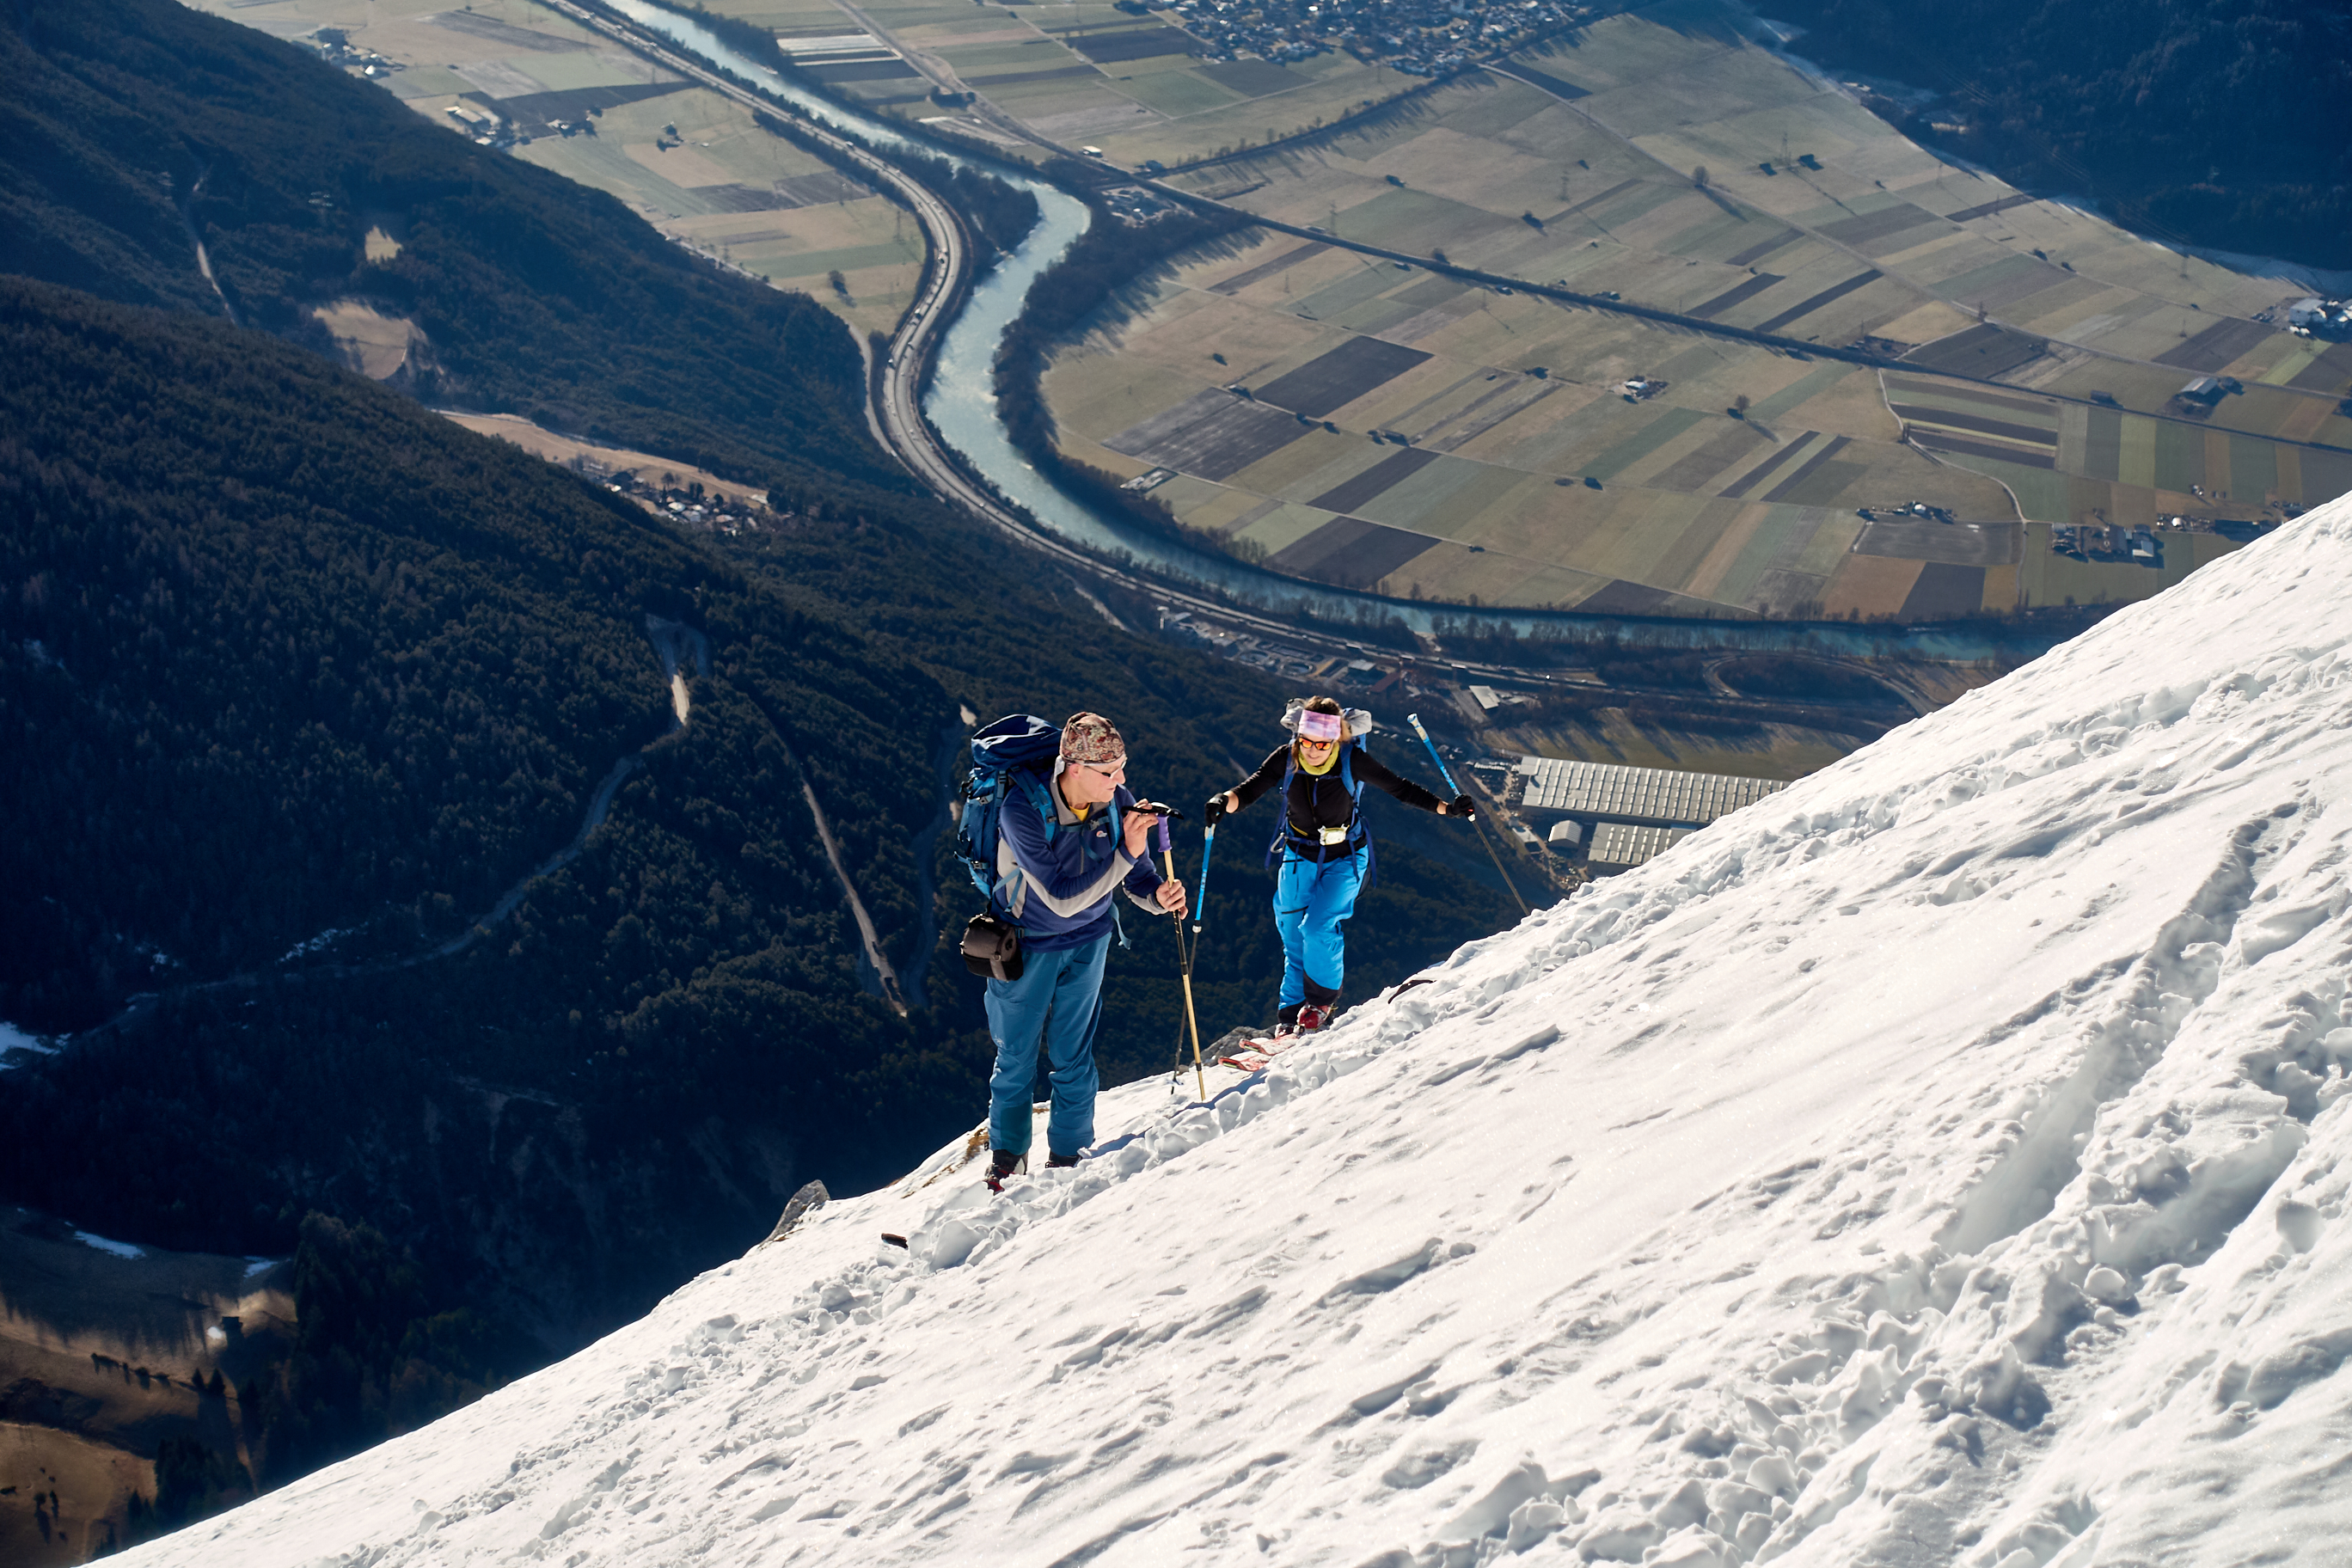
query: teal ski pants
[
  {"left": 1275, "top": 843, "right": 1367, "bottom": 1010},
  {"left": 985, "top": 931, "right": 1111, "bottom": 1160}
]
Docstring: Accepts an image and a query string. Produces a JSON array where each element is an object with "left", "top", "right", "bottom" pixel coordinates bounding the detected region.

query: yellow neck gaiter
[{"left": 1295, "top": 742, "right": 1341, "bottom": 776}]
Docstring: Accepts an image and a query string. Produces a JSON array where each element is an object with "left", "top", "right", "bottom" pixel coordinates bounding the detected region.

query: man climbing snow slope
[
  {"left": 1206, "top": 695, "right": 1473, "bottom": 1038},
  {"left": 970, "top": 712, "right": 1185, "bottom": 1191}
]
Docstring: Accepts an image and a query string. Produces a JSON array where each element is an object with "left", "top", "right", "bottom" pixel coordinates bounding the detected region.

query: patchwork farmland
[
  {"left": 712, "top": 0, "right": 1407, "bottom": 166},
  {"left": 220, "top": 0, "right": 2352, "bottom": 622},
  {"left": 1029, "top": 0, "right": 2352, "bottom": 618},
  {"left": 1054, "top": 269, "right": 2026, "bottom": 617}
]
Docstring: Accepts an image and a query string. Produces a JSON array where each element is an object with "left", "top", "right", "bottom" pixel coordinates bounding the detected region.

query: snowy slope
[{"left": 128, "top": 502, "right": 2352, "bottom": 1568}]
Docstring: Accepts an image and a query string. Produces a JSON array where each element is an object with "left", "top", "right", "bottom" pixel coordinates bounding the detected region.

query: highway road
[
  {"left": 542, "top": 8, "right": 1587, "bottom": 668},
  {"left": 539, "top": 0, "right": 2033, "bottom": 700},
  {"left": 536, "top": 5, "right": 1046, "bottom": 558}
]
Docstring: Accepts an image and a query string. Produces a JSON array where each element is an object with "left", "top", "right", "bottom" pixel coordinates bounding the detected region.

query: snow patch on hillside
[
  {"left": 121, "top": 499, "right": 2352, "bottom": 1566},
  {"left": 0, "top": 1020, "right": 58, "bottom": 1070},
  {"left": 72, "top": 1228, "right": 146, "bottom": 1260}
]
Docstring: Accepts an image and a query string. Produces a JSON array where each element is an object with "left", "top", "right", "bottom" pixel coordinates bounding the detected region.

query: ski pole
[
  {"left": 1158, "top": 816, "right": 1208, "bottom": 1103},
  {"left": 1163, "top": 851, "right": 1198, "bottom": 1098},
  {"left": 1407, "top": 713, "right": 1528, "bottom": 916},
  {"left": 1166, "top": 899, "right": 1191, "bottom": 1098},
  {"left": 1191, "top": 820, "right": 1216, "bottom": 940},
  {"left": 1167, "top": 818, "right": 1216, "bottom": 1098}
]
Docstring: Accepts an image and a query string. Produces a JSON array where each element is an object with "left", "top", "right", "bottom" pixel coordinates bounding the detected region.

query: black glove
[
  {"left": 1449, "top": 793, "right": 1477, "bottom": 821},
  {"left": 1204, "top": 794, "right": 1227, "bottom": 827}
]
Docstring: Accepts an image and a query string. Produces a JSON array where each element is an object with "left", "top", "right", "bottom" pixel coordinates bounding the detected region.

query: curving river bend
[{"left": 606, "top": 1, "right": 2043, "bottom": 662}]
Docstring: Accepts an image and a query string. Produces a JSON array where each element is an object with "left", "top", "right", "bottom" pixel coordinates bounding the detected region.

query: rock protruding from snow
[{"left": 764, "top": 1179, "right": 829, "bottom": 1243}]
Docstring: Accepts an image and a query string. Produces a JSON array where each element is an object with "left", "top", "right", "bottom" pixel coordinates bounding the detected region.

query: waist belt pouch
[
  {"left": 1318, "top": 824, "right": 1351, "bottom": 845},
  {"left": 962, "top": 913, "right": 1024, "bottom": 982}
]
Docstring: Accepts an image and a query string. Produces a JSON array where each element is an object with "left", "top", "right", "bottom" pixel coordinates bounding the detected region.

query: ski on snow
[
  {"left": 1209, "top": 979, "right": 1434, "bottom": 1074},
  {"left": 1218, "top": 1036, "right": 1302, "bottom": 1073}
]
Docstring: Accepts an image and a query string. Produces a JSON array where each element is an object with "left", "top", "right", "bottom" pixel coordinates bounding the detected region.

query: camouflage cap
[{"left": 1059, "top": 712, "right": 1126, "bottom": 768}]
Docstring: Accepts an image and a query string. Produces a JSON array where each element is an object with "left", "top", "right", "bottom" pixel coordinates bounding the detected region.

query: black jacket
[{"left": 1232, "top": 742, "right": 1444, "bottom": 861}]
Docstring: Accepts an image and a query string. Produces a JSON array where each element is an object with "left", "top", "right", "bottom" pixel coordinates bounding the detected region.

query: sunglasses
[{"left": 1073, "top": 760, "right": 1126, "bottom": 778}]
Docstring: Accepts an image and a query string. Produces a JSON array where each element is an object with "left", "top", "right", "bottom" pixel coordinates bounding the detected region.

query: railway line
[
  {"left": 544, "top": 0, "right": 2021, "bottom": 703},
  {"left": 552, "top": 1, "right": 1627, "bottom": 682}
]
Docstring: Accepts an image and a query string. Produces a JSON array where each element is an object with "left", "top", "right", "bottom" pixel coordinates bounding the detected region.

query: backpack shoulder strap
[
  {"left": 1014, "top": 767, "right": 1057, "bottom": 842},
  {"left": 988, "top": 766, "right": 1060, "bottom": 921},
  {"left": 1265, "top": 749, "right": 1296, "bottom": 866}
]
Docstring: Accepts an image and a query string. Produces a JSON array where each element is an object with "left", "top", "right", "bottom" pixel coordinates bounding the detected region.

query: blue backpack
[{"left": 956, "top": 714, "right": 1065, "bottom": 913}]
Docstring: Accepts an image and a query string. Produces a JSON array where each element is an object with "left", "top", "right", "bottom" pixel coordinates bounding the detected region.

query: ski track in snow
[{"left": 126, "top": 503, "right": 2352, "bottom": 1567}]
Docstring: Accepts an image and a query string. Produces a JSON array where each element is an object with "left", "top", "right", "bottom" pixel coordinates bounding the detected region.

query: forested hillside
[
  {"left": 0, "top": 0, "right": 882, "bottom": 489},
  {"left": 0, "top": 266, "right": 1511, "bottom": 1523},
  {"left": 0, "top": 273, "right": 942, "bottom": 1416},
  {"left": 0, "top": 0, "right": 1516, "bottom": 1523},
  {"left": 1777, "top": 0, "right": 2352, "bottom": 270},
  {"left": 3, "top": 280, "right": 689, "bottom": 1024}
]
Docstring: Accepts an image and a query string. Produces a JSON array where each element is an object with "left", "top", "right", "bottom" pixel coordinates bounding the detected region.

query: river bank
[{"left": 600, "top": 0, "right": 2073, "bottom": 665}]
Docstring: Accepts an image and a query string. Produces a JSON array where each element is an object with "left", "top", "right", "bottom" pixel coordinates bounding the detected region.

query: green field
[{"left": 695, "top": 0, "right": 1408, "bottom": 166}]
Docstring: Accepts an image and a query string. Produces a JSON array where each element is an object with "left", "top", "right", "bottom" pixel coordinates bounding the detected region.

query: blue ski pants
[
  {"left": 1275, "top": 844, "right": 1367, "bottom": 1010},
  {"left": 986, "top": 931, "right": 1111, "bottom": 1160}
]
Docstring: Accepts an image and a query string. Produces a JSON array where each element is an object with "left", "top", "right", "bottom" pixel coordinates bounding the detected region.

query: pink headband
[{"left": 1295, "top": 709, "right": 1344, "bottom": 742}]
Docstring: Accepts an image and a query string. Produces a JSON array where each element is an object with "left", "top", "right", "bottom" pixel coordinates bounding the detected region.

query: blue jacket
[{"left": 993, "top": 766, "right": 1167, "bottom": 952}]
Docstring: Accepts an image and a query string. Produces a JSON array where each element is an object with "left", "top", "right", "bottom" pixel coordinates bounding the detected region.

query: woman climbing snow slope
[{"left": 1205, "top": 696, "right": 1473, "bottom": 1036}]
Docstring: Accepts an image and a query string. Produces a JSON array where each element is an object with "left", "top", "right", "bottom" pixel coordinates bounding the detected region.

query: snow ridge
[{"left": 122, "top": 502, "right": 2352, "bottom": 1567}]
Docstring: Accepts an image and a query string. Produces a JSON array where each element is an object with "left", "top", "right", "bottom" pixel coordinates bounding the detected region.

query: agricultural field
[
  {"left": 1046, "top": 253, "right": 2024, "bottom": 617},
  {"left": 439, "top": 413, "right": 779, "bottom": 505},
  {"left": 201, "top": 0, "right": 2352, "bottom": 621},
  {"left": 1031, "top": 0, "right": 2352, "bottom": 618},
  {"left": 699, "top": 0, "right": 1406, "bottom": 166},
  {"left": 186, "top": 0, "right": 924, "bottom": 338}
]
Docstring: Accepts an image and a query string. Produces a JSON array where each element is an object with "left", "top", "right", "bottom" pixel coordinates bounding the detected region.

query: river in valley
[{"left": 605, "top": 0, "right": 2049, "bottom": 662}]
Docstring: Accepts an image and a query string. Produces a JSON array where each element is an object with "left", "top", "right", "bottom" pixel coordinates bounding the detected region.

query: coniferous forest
[
  {"left": 1774, "top": 0, "right": 2352, "bottom": 270},
  {"left": 0, "top": 0, "right": 1515, "bottom": 1527},
  {"left": 0, "top": 0, "right": 883, "bottom": 488}
]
